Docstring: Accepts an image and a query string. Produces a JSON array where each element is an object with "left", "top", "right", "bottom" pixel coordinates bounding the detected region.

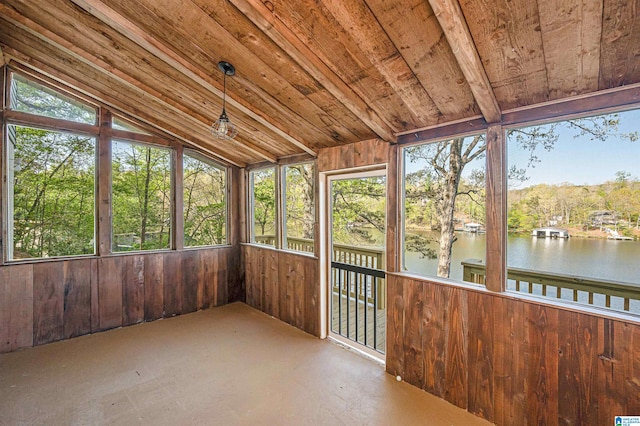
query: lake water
[
  {"left": 403, "top": 232, "right": 640, "bottom": 313},
  {"left": 404, "top": 232, "right": 640, "bottom": 285}
]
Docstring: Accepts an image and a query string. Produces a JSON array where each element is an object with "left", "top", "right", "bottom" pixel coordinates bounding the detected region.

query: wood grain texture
[
  {"left": 97, "top": 257, "right": 123, "bottom": 331},
  {"left": 33, "top": 262, "right": 65, "bottom": 345},
  {"left": 62, "top": 259, "right": 93, "bottom": 339},
  {"left": 485, "top": 124, "right": 506, "bottom": 292},
  {"left": 387, "top": 275, "right": 640, "bottom": 425},
  {"left": 599, "top": 0, "right": 640, "bottom": 88},
  {"left": 243, "top": 245, "right": 320, "bottom": 337},
  {"left": 0, "top": 248, "right": 238, "bottom": 354},
  {"left": 144, "top": 253, "right": 164, "bottom": 321},
  {"left": 122, "top": 255, "right": 145, "bottom": 326},
  {"left": 0, "top": 265, "right": 34, "bottom": 352}
]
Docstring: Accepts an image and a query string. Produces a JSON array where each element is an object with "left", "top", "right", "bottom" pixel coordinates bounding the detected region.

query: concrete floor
[{"left": 0, "top": 303, "right": 492, "bottom": 426}]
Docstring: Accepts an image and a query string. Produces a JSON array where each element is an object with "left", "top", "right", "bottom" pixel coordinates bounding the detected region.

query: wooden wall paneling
[
  {"left": 317, "top": 143, "right": 354, "bottom": 172},
  {"left": 385, "top": 274, "right": 404, "bottom": 378},
  {"left": 122, "top": 255, "right": 145, "bottom": 326},
  {"left": 492, "top": 297, "right": 526, "bottom": 424},
  {"left": 144, "top": 253, "right": 164, "bottom": 321},
  {"left": 278, "top": 252, "right": 297, "bottom": 326},
  {"left": 303, "top": 255, "right": 319, "bottom": 336},
  {"left": 90, "top": 258, "right": 100, "bottom": 332},
  {"left": 402, "top": 279, "right": 424, "bottom": 388},
  {"left": 599, "top": 319, "right": 640, "bottom": 422},
  {"left": 97, "top": 256, "right": 123, "bottom": 330},
  {"left": 62, "top": 259, "right": 93, "bottom": 339},
  {"left": 557, "top": 309, "right": 599, "bottom": 425},
  {"left": 32, "top": 262, "right": 64, "bottom": 345},
  {"left": 163, "top": 251, "right": 183, "bottom": 317},
  {"left": 0, "top": 264, "right": 33, "bottom": 353},
  {"left": 422, "top": 282, "right": 448, "bottom": 398},
  {"left": 243, "top": 246, "right": 254, "bottom": 308},
  {"left": 353, "top": 138, "right": 389, "bottom": 168},
  {"left": 197, "top": 249, "right": 211, "bottom": 310},
  {"left": 181, "top": 249, "right": 199, "bottom": 314},
  {"left": 215, "top": 249, "right": 229, "bottom": 307},
  {"left": 466, "top": 292, "right": 494, "bottom": 420},
  {"left": 444, "top": 286, "right": 468, "bottom": 409},
  {"left": 228, "top": 245, "right": 243, "bottom": 303},
  {"left": 263, "top": 249, "right": 279, "bottom": 318},
  {"left": 524, "top": 303, "right": 559, "bottom": 425},
  {"left": 485, "top": 124, "right": 506, "bottom": 292}
]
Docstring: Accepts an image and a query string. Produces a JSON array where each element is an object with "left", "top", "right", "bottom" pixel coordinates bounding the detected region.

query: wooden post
[
  {"left": 485, "top": 124, "right": 506, "bottom": 292},
  {"left": 97, "top": 108, "right": 112, "bottom": 256},
  {"left": 0, "top": 65, "right": 6, "bottom": 263},
  {"left": 173, "top": 144, "right": 184, "bottom": 250}
]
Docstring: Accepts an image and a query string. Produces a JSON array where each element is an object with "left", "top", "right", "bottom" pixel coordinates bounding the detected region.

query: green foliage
[
  {"left": 111, "top": 141, "right": 171, "bottom": 251},
  {"left": 183, "top": 154, "right": 227, "bottom": 247},
  {"left": 10, "top": 126, "right": 95, "bottom": 259},
  {"left": 284, "top": 163, "right": 315, "bottom": 241},
  {"left": 252, "top": 168, "right": 276, "bottom": 239},
  {"left": 331, "top": 176, "right": 385, "bottom": 246}
]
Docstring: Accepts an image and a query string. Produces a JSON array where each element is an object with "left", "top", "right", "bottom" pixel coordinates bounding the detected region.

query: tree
[
  {"left": 406, "top": 114, "right": 638, "bottom": 279},
  {"left": 252, "top": 169, "right": 276, "bottom": 237}
]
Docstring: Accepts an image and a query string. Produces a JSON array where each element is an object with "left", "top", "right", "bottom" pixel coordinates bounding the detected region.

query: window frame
[
  {"left": 281, "top": 161, "right": 316, "bottom": 255},
  {"left": 248, "top": 165, "right": 278, "bottom": 247}
]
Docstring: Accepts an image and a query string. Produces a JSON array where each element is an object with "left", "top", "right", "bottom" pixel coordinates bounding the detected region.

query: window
[
  {"left": 111, "top": 141, "right": 171, "bottom": 252},
  {"left": 283, "top": 163, "right": 315, "bottom": 253},
  {"left": 112, "top": 116, "right": 151, "bottom": 134},
  {"left": 10, "top": 73, "right": 97, "bottom": 125},
  {"left": 6, "top": 125, "right": 96, "bottom": 259},
  {"left": 250, "top": 167, "right": 276, "bottom": 246},
  {"left": 507, "top": 109, "right": 640, "bottom": 314},
  {"left": 402, "top": 134, "right": 486, "bottom": 282},
  {"left": 183, "top": 151, "right": 227, "bottom": 247}
]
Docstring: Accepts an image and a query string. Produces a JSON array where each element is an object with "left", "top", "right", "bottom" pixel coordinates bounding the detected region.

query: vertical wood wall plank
[
  {"left": 385, "top": 274, "right": 404, "bottom": 378},
  {"left": 0, "top": 265, "right": 34, "bottom": 353},
  {"left": 444, "top": 287, "right": 468, "bottom": 409},
  {"left": 402, "top": 279, "right": 424, "bottom": 388},
  {"left": 466, "top": 292, "right": 494, "bottom": 420},
  {"left": 63, "top": 259, "right": 92, "bottom": 339},
  {"left": 163, "top": 252, "right": 183, "bottom": 316},
  {"left": 385, "top": 144, "right": 397, "bottom": 273},
  {"left": 90, "top": 259, "right": 99, "bottom": 332},
  {"left": 422, "top": 282, "right": 448, "bottom": 398},
  {"left": 303, "top": 255, "right": 319, "bottom": 336},
  {"left": 144, "top": 253, "right": 164, "bottom": 321},
  {"left": 122, "top": 255, "right": 145, "bottom": 326},
  {"left": 97, "top": 257, "right": 123, "bottom": 331},
  {"left": 558, "top": 310, "right": 599, "bottom": 425},
  {"left": 181, "top": 250, "right": 198, "bottom": 314},
  {"left": 525, "top": 304, "right": 559, "bottom": 425},
  {"left": 33, "top": 262, "right": 64, "bottom": 345}
]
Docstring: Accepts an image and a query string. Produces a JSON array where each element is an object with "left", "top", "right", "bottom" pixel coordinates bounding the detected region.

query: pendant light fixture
[{"left": 211, "top": 61, "right": 238, "bottom": 140}]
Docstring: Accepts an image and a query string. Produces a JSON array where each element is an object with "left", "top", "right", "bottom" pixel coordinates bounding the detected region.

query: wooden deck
[{"left": 330, "top": 292, "right": 386, "bottom": 354}]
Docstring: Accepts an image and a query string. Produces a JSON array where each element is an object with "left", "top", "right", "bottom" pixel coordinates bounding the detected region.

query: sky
[
  {"left": 403, "top": 108, "right": 640, "bottom": 188},
  {"left": 507, "top": 108, "right": 640, "bottom": 188}
]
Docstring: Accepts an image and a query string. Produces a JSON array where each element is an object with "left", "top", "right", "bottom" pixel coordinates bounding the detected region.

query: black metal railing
[{"left": 331, "top": 261, "right": 386, "bottom": 354}]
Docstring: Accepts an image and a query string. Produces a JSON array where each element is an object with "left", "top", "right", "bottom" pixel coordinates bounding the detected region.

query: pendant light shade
[{"left": 211, "top": 61, "right": 238, "bottom": 140}]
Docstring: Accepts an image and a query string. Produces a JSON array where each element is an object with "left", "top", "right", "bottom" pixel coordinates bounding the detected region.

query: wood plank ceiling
[{"left": 1, "top": 0, "right": 639, "bottom": 166}]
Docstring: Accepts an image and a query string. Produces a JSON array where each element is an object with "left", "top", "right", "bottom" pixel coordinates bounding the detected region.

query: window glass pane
[
  {"left": 507, "top": 109, "right": 640, "bottom": 314},
  {"left": 112, "top": 116, "right": 151, "bottom": 135},
  {"left": 183, "top": 152, "right": 227, "bottom": 247},
  {"left": 251, "top": 168, "right": 276, "bottom": 246},
  {"left": 7, "top": 125, "right": 95, "bottom": 259},
  {"left": 283, "top": 163, "right": 315, "bottom": 253},
  {"left": 403, "top": 134, "right": 486, "bottom": 283},
  {"left": 112, "top": 141, "right": 171, "bottom": 252},
  {"left": 10, "top": 74, "right": 97, "bottom": 125}
]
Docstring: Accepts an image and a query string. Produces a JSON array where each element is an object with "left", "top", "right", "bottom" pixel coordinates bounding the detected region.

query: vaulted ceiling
[{"left": 1, "top": 0, "right": 639, "bottom": 167}]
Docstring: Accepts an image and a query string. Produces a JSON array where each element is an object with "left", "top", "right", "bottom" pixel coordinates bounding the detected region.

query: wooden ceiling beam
[
  {"left": 0, "top": 4, "right": 277, "bottom": 164},
  {"left": 68, "top": 0, "right": 316, "bottom": 158},
  {"left": 229, "top": 0, "right": 397, "bottom": 143},
  {"left": 427, "top": 0, "right": 501, "bottom": 123}
]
